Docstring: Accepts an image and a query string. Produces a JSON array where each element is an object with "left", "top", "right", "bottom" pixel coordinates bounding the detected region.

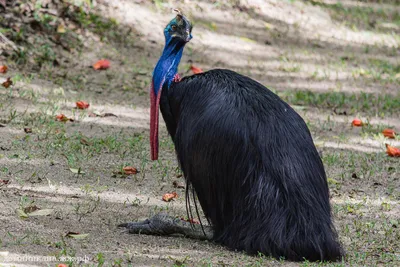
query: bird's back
[{"left": 161, "top": 69, "right": 341, "bottom": 261}]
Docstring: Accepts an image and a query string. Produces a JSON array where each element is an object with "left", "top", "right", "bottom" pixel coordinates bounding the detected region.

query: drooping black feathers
[{"left": 160, "top": 69, "right": 343, "bottom": 261}]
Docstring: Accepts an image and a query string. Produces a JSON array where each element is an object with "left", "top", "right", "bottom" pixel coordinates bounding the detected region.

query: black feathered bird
[{"left": 120, "top": 11, "right": 343, "bottom": 262}]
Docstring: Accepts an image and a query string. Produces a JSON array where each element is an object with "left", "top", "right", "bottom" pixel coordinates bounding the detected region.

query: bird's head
[
  {"left": 164, "top": 9, "right": 192, "bottom": 43},
  {"left": 150, "top": 10, "right": 193, "bottom": 161}
]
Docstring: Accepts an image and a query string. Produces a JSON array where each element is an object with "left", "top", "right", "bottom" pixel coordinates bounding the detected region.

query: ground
[{"left": 0, "top": 0, "right": 399, "bottom": 266}]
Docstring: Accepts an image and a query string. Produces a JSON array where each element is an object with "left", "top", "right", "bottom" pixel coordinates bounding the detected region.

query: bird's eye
[{"left": 171, "top": 25, "right": 177, "bottom": 31}]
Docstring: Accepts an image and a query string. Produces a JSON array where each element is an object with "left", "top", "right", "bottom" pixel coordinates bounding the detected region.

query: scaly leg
[{"left": 118, "top": 213, "right": 213, "bottom": 240}]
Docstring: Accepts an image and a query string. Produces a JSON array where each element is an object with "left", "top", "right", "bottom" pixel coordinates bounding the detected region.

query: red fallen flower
[
  {"left": 123, "top": 166, "right": 139, "bottom": 175},
  {"left": 0, "top": 65, "right": 8, "bottom": 73},
  {"left": 93, "top": 59, "right": 110, "bottom": 70},
  {"left": 351, "top": 118, "right": 363, "bottom": 127},
  {"left": 76, "top": 101, "right": 90, "bottom": 109},
  {"left": 385, "top": 144, "right": 400, "bottom": 157},
  {"left": 55, "top": 114, "right": 73, "bottom": 122},
  {"left": 382, "top": 129, "right": 396, "bottom": 139},
  {"left": 162, "top": 192, "right": 178, "bottom": 202},
  {"left": 190, "top": 65, "right": 203, "bottom": 74}
]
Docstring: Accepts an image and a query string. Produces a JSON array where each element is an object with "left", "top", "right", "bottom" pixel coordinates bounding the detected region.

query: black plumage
[{"left": 160, "top": 69, "right": 343, "bottom": 261}]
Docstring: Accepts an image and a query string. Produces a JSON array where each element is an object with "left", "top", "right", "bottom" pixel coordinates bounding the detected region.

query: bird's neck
[{"left": 152, "top": 39, "right": 186, "bottom": 94}]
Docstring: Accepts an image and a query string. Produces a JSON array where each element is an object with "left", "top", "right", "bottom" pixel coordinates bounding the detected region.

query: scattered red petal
[
  {"left": 76, "top": 101, "right": 90, "bottom": 109},
  {"left": 162, "top": 192, "right": 178, "bottom": 202},
  {"left": 382, "top": 129, "right": 396, "bottom": 139},
  {"left": 57, "top": 264, "right": 68, "bottom": 267},
  {"left": 123, "top": 166, "right": 139, "bottom": 175},
  {"left": 0, "top": 65, "right": 8, "bottom": 73},
  {"left": 351, "top": 118, "right": 363, "bottom": 127},
  {"left": 181, "top": 217, "right": 200, "bottom": 224},
  {"left": 2, "top": 77, "right": 12, "bottom": 88},
  {"left": 385, "top": 144, "right": 400, "bottom": 157},
  {"left": 93, "top": 59, "right": 110, "bottom": 70},
  {"left": 190, "top": 65, "right": 203, "bottom": 74},
  {"left": 55, "top": 114, "right": 73, "bottom": 122}
]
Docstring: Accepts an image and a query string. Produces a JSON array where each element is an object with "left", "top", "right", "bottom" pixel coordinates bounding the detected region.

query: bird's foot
[
  {"left": 119, "top": 213, "right": 213, "bottom": 240},
  {"left": 118, "top": 213, "right": 178, "bottom": 235}
]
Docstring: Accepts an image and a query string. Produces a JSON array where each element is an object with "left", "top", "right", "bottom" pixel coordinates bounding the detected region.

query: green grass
[
  {"left": 307, "top": 1, "right": 400, "bottom": 31},
  {"left": 281, "top": 90, "right": 400, "bottom": 115}
]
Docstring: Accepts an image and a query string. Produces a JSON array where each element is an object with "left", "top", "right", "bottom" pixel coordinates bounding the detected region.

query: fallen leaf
[
  {"left": 76, "top": 101, "right": 90, "bottom": 109},
  {"left": 0, "top": 179, "right": 9, "bottom": 185},
  {"left": 23, "top": 205, "right": 39, "bottom": 213},
  {"left": 327, "top": 178, "right": 340, "bottom": 185},
  {"left": 190, "top": 65, "right": 203, "bottom": 74},
  {"left": 24, "top": 128, "right": 32, "bottom": 133},
  {"left": 88, "top": 112, "right": 117, "bottom": 118},
  {"left": 123, "top": 166, "right": 139, "bottom": 175},
  {"left": 69, "top": 168, "right": 85, "bottom": 174},
  {"left": 180, "top": 217, "right": 200, "bottom": 224},
  {"left": 55, "top": 114, "right": 73, "bottom": 122},
  {"left": 66, "top": 233, "right": 89, "bottom": 239},
  {"left": 382, "top": 129, "right": 396, "bottom": 139},
  {"left": 351, "top": 118, "right": 364, "bottom": 127},
  {"left": 385, "top": 144, "right": 400, "bottom": 157},
  {"left": 0, "top": 65, "right": 7, "bottom": 73},
  {"left": 264, "top": 22, "right": 275, "bottom": 30},
  {"left": 172, "top": 180, "right": 185, "bottom": 189},
  {"left": 27, "top": 209, "right": 54, "bottom": 216},
  {"left": 93, "top": 59, "right": 110, "bottom": 70},
  {"left": 101, "top": 113, "right": 117, "bottom": 117},
  {"left": 16, "top": 209, "right": 29, "bottom": 219},
  {"left": 2, "top": 77, "right": 12, "bottom": 88},
  {"left": 80, "top": 138, "right": 91, "bottom": 146},
  {"left": 162, "top": 192, "right": 178, "bottom": 202},
  {"left": 240, "top": 36, "right": 256, "bottom": 43},
  {"left": 65, "top": 231, "right": 80, "bottom": 236},
  {"left": 57, "top": 24, "right": 66, "bottom": 33}
]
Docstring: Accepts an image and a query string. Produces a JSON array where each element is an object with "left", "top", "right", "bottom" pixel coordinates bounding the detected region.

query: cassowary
[{"left": 120, "top": 11, "right": 343, "bottom": 262}]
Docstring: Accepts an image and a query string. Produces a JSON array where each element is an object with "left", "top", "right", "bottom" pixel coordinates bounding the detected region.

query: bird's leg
[{"left": 118, "top": 213, "right": 213, "bottom": 241}]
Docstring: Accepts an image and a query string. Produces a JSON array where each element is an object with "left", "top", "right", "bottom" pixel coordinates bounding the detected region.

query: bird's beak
[
  {"left": 171, "top": 29, "right": 192, "bottom": 43},
  {"left": 184, "top": 30, "right": 192, "bottom": 42}
]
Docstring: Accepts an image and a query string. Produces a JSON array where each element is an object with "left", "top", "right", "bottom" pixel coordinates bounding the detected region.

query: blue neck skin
[{"left": 152, "top": 38, "right": 186, "bottom": 95}]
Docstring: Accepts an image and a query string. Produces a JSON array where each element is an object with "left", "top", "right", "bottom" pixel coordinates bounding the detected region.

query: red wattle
[{"left": 150, "top": 81, "right": 164, "bottom": 160}]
